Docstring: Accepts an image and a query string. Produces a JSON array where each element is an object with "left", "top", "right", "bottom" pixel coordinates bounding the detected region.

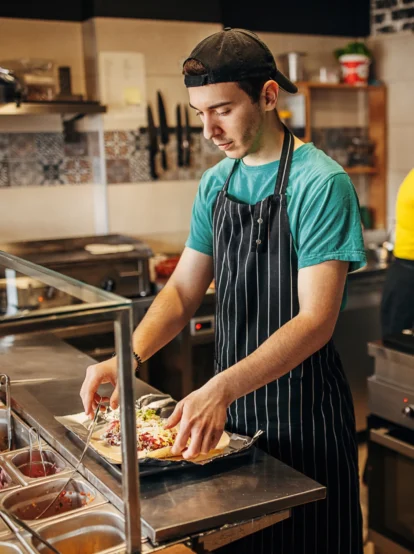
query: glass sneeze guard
[{"left": 0, "top": 250, "right": 141, "bottom": 553}]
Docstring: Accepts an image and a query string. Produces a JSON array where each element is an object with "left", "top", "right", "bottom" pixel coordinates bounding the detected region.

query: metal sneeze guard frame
[{"left": 0, "top": 250, "right": 142, "bottom": 553}]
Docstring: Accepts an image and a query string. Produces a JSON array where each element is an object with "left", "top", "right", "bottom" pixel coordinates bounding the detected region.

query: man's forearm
[
  {"left": 216, "top": 313, "right": 334, "bottom": 404},
  {"left": 131, "top": 282, "right": 199, "bottom": 362}
]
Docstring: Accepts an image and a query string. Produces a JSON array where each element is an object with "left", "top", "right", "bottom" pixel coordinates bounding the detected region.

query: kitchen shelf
[
  {"left": 0, "top": 100, "right": 106, "bottom": 116},
  {"left": 281, "top": 82, "right": 387, "bottom": 229},
  {"left": 295, "top": 81, "right": 385, "bottom": 91},
  {"left": 345, "top": 166, "right": 377, "bottom": 175}
]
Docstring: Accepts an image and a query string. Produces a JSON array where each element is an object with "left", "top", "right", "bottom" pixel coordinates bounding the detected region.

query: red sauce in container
[{"left": 18, "top": 462, "right": 61, "bottom": 478}]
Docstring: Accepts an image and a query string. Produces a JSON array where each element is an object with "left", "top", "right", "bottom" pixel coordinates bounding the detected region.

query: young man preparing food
[{"left": 81, "top": 28, "right": 366, "bottom": 553}]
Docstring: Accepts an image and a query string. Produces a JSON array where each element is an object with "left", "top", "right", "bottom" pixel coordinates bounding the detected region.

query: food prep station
[{"left": 0, "top": 251, "right": 326, "bottom": 553}]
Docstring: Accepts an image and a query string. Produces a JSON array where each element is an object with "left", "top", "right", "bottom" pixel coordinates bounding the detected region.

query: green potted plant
[{"left": 334, "top": 41, "right": 372, "bottom": 85}]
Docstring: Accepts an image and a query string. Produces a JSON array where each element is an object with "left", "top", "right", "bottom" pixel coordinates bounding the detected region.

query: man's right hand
[{"left": 80, "top": 357, "right": 119, "bottom": 418}]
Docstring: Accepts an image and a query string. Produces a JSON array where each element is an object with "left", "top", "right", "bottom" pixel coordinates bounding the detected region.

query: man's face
[{"left": 188, "top": 82, "right": 265, "bottom": 159}]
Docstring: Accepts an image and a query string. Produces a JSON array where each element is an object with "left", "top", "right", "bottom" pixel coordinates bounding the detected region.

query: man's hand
[
  {"left": 165, "top": 376, "right": 231, "bottom": 459},
  {"left": 80, "top": 357, "right": 119, "bottom": 418}
]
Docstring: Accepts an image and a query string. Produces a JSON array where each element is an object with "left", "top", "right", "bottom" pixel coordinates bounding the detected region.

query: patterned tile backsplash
[
  {"left": 0, "top": 128, "right": 224, "bottom": 187},
  {"left": 0, "top": 126, "right": 373, "bottom": 188}
]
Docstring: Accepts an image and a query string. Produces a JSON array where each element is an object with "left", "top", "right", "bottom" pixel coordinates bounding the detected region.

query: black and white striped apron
[{"left": 213, "top": 127, "right": 363, "bottom": 554}]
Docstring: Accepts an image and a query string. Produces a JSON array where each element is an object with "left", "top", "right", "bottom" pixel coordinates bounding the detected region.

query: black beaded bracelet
[
  {"left": 112, "top": 352, "right": 142, "bottom": 378},
  {"left": 132, "top": 352, "right": 143, "bottom": 378}
]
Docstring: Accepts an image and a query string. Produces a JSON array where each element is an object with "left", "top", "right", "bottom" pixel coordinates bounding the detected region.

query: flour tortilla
[{"left": 91, "top": 424, "right": 230, "bottom": 464}]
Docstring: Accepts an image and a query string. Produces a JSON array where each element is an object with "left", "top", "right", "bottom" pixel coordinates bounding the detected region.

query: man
[
  {"left": 381, "top": 169, "right": 414, "bottom": 337},
  {"left": 81, "top": 28, "right": 366, "bottom": 553}
]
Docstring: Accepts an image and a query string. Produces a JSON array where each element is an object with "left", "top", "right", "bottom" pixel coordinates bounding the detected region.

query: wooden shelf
[
  {"left": 0, "top": 101, "right": 106, "bottom": 116},
  {"left": 282, "top": 83, "right": 387, "bottom": 228},
  {"left": 345, "top": 166, "right": 377, "bottom": 175},
  {"left": 295, "top": 82, "right": 385, "bottom": 91}
]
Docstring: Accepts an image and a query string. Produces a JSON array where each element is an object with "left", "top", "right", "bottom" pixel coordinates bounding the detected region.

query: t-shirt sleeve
[
  {"left": 296, "top": 173, "right": 367, "bottom": 273},
  {"left": 185, "top": 172, "right": 214, "bottom": 257}
]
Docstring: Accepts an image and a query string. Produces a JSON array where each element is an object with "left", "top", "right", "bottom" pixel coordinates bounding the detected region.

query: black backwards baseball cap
[{"left": 183, "top": 27, "right": 298, "bottom": 94}]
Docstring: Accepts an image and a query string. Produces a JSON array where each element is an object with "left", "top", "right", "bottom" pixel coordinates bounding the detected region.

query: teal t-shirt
[{"left": 186, "top": 143, "right": 367, "bottom": 308}]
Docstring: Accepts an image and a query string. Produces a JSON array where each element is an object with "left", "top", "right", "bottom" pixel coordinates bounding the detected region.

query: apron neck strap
[
  {"left": 222, "top": 159, "right": 239, "bottom": 192},
  {"left": 274, "top": 125, "right": 294, "bottom": 197}
]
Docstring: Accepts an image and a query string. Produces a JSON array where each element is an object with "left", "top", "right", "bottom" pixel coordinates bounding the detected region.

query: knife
[
  {"left": 157, "top": 91, "right": 169, "bottom": 170},
  {"left": 176, "top": 104, "right": 184, "bottom": 167},
  {"left": 183, "top": 105, "right": 191, "bottom": 168},
  {"left": 147, "top": 104, "right": 159, "bottom": 180}
]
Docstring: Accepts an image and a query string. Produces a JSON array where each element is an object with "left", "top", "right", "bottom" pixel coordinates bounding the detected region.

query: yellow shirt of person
[{"left": 394, "top": 169, "right": 414, "bottom": 261}]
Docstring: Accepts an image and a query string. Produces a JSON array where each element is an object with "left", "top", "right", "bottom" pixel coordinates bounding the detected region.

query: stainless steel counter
[{"left": 0, "top": 332, "right": 326, "bottom": 548}]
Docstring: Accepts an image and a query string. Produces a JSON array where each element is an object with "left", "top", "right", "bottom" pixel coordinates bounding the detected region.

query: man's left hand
[{"left": 164, "top": 376, "right": 231, "bottom": 459}]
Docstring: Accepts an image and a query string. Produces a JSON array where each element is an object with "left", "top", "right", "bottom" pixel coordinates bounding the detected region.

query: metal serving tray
[
  {"left": 0, "top": 475, "right": 107, "bottom": 525},
  {"left": 0, "top": 410, "right": 32, "bottom": 454},
  {"left": 56, "top": 394, "right": 261, "bottom": 478},
  {"left": 3, "top": 448, "right": 72, "bottom": 486},
  {"left": 30, "top": 504, "right": 126, "bottom": 554}
]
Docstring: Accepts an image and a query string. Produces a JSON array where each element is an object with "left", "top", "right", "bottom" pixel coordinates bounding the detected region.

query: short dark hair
[{"left": 183, "top": 59, "right": 268, "bottom": 104}]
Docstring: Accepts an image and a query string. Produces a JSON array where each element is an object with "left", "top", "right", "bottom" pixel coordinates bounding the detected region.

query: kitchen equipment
[
  {"left": 0, "top": 234, "right": 152, "bottom": 298},
  {"left": 347, "top": 136, "right": 375, "bottom": 167},
  {"left": 0, "top": 59, "right": 57, "bottom": 101},
  {"left": 365, "top": 242, "right": 394, "bottom": 266},
  {"left": 27, "top": 427, "right": 47, "bottom": 480},
  {"left": 0, "top": 507, "right": 59, "bottom": 554},
  {"left": 0, "top": 68, "right": 24, "bottom": 105},
  {"left": 277, "top": 52, "right": 306, "bottom": 83},
  {"left": 317, "top": 66, "right": 340, "bottom": 84},
  {"left": 147, "top": 104, "right": 159, "bottom": 179},
  {"left": 0, "top": 276, "right": 75, "bottom": 314},
  {"left": 367, "top": 341, "right": 414, "bottom": 553},
  {"left": 31, "top": 506, "right": 125, "bottom": 554},
  {"left": 0, "top": 411, "right": 32, "bottom": 453},
  {"left": 6, "top": 448, "right": 68, "bottom": 483},
  {"left": 157, "top": 90, "right": 169, "bottom": 170},
  {"left": 383, "top": 329, "right": 414, "bottom": 356},
  {"left": 183, "top": 105, "right": 191, "bottom": 167},
  {"left": 176, "top": 104, "right": 184, "bottom": 167},
  {"left": 0, "top": 235, "right": 153, "bottom": 366}
]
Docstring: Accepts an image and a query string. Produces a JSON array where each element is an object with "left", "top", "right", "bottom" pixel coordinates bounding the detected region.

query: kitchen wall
[
  {"left": 367, "top": 29, "right": 414, "bottom": 233},
  {"left": 371, "top": 0, "right": 414, "bottom": 34},
  {"left": 0, "top": 15, "right": 394, "bottom": 244}
]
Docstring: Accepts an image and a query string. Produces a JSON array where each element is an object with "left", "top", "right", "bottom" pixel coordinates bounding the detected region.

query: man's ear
[{"left": 262, "top": 80, "right": 279, "bottom": 112}]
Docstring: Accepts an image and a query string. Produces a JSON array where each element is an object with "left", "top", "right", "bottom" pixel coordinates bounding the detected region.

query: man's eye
[
  {"left": 196, "top": 112, "right": 203, "bottom": 117},
  {"left": 217, "top": 110, "right": 230, "bottom": 116}
]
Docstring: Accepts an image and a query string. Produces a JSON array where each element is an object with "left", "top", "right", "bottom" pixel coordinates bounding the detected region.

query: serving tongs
[
  {"left": 34, "top": 400, "right": 105, "bottom": 521},
  {"left": 0, "top": 506, "right": 60, "bottom": 554},
  {"left": 0, "top": 374, "right": 12, "bottom": 452},
  {"left": 28, "top": 426, "right": 47, "bottom": 479}
]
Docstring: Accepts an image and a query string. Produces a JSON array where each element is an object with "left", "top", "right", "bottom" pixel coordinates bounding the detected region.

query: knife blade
[
  {"left": 147, "top": 104, "right": 158, "bottom": 180},
  {"left": 157, "top": 91, "right": 169, "bottom": 170},
  {"left": 183, "top": 105, "right": 191, "bottom": 168},
  {"left": 176, "top": 104, "right": 184, "bottom": 168}
]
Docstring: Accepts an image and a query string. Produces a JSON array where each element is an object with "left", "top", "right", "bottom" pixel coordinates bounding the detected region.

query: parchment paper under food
[{"left": 56, "top": 393, "right": 262, "bottom": 466}]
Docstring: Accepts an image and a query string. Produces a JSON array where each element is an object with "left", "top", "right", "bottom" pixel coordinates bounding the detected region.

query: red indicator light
[
  {"left": 195, "top": 323, "right": 202, "bottom": 331},
  {"left": 404, "top": 397, "right": 409, "bottom": 403}
]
